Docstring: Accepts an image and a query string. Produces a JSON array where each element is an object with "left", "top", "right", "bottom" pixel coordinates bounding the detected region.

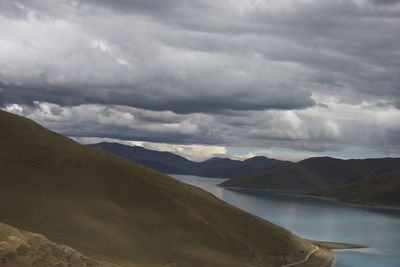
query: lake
[{"left": 170, "top": 174, "right": 400, "bottom": 267}]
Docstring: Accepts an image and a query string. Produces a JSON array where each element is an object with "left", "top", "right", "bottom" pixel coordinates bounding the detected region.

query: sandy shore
[{"left": 310, "top": 240, "right": 368, "bottom": 249}]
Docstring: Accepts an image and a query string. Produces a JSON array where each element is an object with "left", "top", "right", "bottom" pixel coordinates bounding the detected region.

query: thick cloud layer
[
  {"left": 6, "top": 101, "right": 400, "bottom": 157},
  {"left": 1, "top": 0, "right": 400, "bottom": 157}
]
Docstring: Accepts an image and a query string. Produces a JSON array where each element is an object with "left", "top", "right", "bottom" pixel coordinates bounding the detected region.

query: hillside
[
  {"left": 199, "top": 156, "right": 280, "bottom": 178},
  {"left": 299, "top": 157, "right": 400, "bottom": 185},
  {"left": 221, "top": 161, "right": 330, "bottom": 191},
  {"left": 311, "top": 171, "right": 400, "bottom": 207},
  {"left": 88, "top": 142, "right": 280, "bottom": 178},
  {"left": 0, "top": 109, "right": 326, "bottom": 266},
  {"left": 222, "top": 157, "right": 400, "bottom": 192}
]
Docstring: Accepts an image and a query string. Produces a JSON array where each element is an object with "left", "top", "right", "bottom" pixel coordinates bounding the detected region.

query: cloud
[
  {"left": 1, "top": 0, "right": 400, "bottom": 157},
  {"left": 0, "top": 1, "right": 316, "bottom": 113},
  {"left": 372, "top": 0, "right": 400, "bottom": 6},
  {"left": 4, "top": 99, "right": 400, "bottom": 157}
]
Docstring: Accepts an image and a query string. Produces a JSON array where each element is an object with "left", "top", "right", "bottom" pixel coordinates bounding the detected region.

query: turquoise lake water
[{"left": 170, "top": 174, "right": 400, "bottom": 267}]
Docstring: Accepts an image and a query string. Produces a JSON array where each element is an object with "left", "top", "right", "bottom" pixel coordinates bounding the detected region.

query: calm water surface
[{"left": 170, "top": 174, "right": 400, "bottom": 267}]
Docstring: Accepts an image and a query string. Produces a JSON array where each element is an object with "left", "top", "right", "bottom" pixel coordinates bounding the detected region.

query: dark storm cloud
[
  {"left": 1, "top": 0, "right": 399, "bottom": 112},
  {"left": 81, "top": 0, "right": 184, "bottom": 14},
  {"left": 0, "top": 80, "right": 315, "bottom": 114},
  {"left": 1, "top": 0, "right": 400, "bottom": 156},
  {"left": 4, "top": 101, "right": 400, "bottom": 156},
  {"left": 0, "top": 1, "right": 28, "bottom": 19},
  {"left": 372, "top": 0, "right": 400, "bottom": 5}
]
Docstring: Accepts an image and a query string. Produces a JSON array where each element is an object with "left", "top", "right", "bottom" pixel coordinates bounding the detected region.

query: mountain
[
  {"left": 299, "top": 157, "right": 400, "bottom": 185},
  {"left": 88, "top": 142, "right": 200, "bottom": 174},
  {"left": 199, "top": 156, "right": 280, "bottom": 178},
  {"left": 311, "top": 171, "right": 400, "bottom": 207},
  {"left": 0, "top": 109, "right": 327, "bottom": 266},
  {"left": 222, "top": 157, "right": 400, "bottom": 192},
  {"left": 222, "top": 161, "right": 330, "bottom": 191},
  {"left": 88, "top": 142, "right": 280, "bottom": 178}
]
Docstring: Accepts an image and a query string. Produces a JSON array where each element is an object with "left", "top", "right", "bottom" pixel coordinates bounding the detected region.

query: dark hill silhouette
[
  {"left": 222, "top": 157, "right": 400, "bottom": 192},
  {"left": 311, "top": 170, "right": 400, "bottom": 207},
  {"left": 88, "top": 142, "right": 280, "bottom": 178},
  {"left": 89, "top": 142, "right": 200, "bottom": 174}
]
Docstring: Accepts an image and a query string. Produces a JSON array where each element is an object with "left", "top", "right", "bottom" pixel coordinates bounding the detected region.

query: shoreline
[
  {"left": 310, "top": 240, "right": 369, "bottom": 267},
  {"left": 294, "top": 194, "right": 400, "bottom": 211},
  {"left": 220, "top": 185, "right": 400, "bottom": 210},
  {"left": 219, "top": 185, "right": 309, "bottom": 193},
  {"left": 309, "top": 240, "right": 368, "bottom": 250},
  {"left": 285, "top": 239, "right": 368, "bottom": 267}
]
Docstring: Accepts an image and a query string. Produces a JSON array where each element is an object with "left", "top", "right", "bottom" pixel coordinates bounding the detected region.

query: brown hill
[
  {"left": 0, "top": 110, "right": 326, "bottom": 266},
  {"left": 222, "top": 161, "right": 329, "bottom": 191},
  {"left": 311, "top": 171, "right": 400, "bottom": 207},
  {"left": 222, "top": 157, "right": 400, "bottom": 192}
]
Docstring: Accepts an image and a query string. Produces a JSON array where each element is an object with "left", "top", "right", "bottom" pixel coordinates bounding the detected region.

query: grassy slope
[
  {"left": 222, "top": 157, "right": 400, "bottom": 192},
  {"left": 311, "top": 171, "right": 400, "bottom": 207},
  {"left": 199, "top": 157, "right": 280, "bottom": 178},
  {"left": 299, "top": 157, "right": 400, "bottom": 185},
  {"left": 0, "top": 110, "right": 318, "bottom": 266},
  {"left": 221, "top": 162, "right": 330, "bottom": 191}
]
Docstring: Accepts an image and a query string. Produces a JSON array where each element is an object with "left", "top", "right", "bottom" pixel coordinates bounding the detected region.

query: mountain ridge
[
  {"left": 221, "top": 156, "right": 400, "bottom": 192},
  {"left": 88, "top": 142, "right": 280, "bottom": 178}
]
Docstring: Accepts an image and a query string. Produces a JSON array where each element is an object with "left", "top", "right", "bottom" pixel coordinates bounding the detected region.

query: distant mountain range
[
  {"left": 221, "top": 156, "right": 400, "bottom": 192},
  {"left": 88, "top": 142, "right": 280, "bottom": 178},
  {"left": 88, "top": 143, "right": 400, "bottom": 207}
]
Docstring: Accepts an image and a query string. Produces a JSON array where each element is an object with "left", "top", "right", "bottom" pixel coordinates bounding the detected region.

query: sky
[{"left": 1, "top": 0, "right": 400, "bottom": 162}]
